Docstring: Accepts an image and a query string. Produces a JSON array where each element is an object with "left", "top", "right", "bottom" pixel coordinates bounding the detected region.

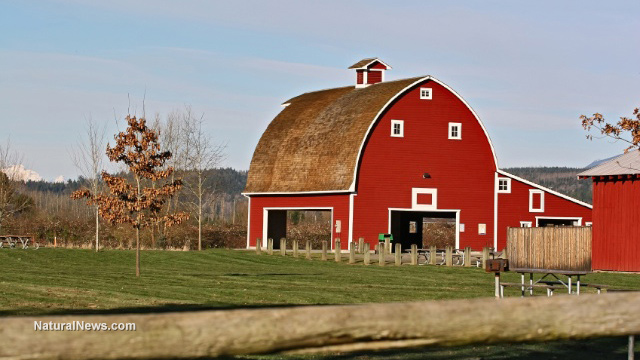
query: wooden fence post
[
  {"left": 256, "top": 238, "right": 261, "bottom": 254},
  {"left": 280, "top": 238, "right": 286, "bottom": 256},
  {"left": 482, "top": 247, "right": 490, "bottom": 269},
  {"left": 335, "top": 239, "right": 341, "bottom": 262},
  {"left": 411, "top": 244, "right": 417, "bottom": 265},
  {"left": 364, "top": 243, "right": 370, "bottom": 265},
  {"left": 378, "top": 244, "right": 385, "bottom": 266},
  {"left": 349, "top": 243, "right": 355, "bottom": 264},
  {"left": 429, "top": 245, "right": 437, "bottom": 265},
  {"left": 358, "top": 237, "right": 364, "bottom": 254},
  {"left": 321, "top": 241, "right": 327, "bottom": 261},
  {"left": 293, "top": 240, "right": 298, "bottom": 258},
  {"left": 306, "top": 240, "right": 311, "bottom": 260},
  {"left": 445, "top": 246, "right": 453, "bottom": 267},
  {"left": 267, "top": 238, "right": 273, "bottom": 255},
  {"left": 395, "top": 243, "right": 402, "bottom": 266},
  {"left": 464, "top": 246, "right": 471, "bottom": 267},
  {"left": 384, "top": 238, "right": 391, "bottom": 255}
]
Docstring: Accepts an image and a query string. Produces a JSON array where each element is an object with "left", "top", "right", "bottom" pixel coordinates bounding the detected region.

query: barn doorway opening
[
  {"left": 390, "top": 210, "right": 457, "bottom": 251},
  {"left": 265, "top": 209, "right": 332, "bottom": 249},
  {"left": 536, "top": 217, "right": 581, "bottom": 227}
]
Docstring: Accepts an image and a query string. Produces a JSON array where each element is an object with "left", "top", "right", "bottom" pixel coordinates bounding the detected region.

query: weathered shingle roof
[
  {"left": 245, "top": 77, "right": 424, "bottom": 193},
  {"left": 578, "top": 150, "right": 640, "bottom": 177},
  {"left": 348, "top": 58, "right": 391, "bottom": 69}
]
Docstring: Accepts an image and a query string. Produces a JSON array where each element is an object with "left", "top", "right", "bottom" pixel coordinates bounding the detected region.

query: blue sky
[{"left": 1, "top": 0, "right": 638, "bottom": 181}]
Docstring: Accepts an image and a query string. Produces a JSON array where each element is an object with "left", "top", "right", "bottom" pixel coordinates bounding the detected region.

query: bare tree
[
  {"left": 0, "top": 139, "right": 31, "bottom": 234},
  {"left": 182, "top": 108, "right": 226, "bottom": 251},
  {"left": 71, "top": 117, "right": 107, "bottom": 251}
]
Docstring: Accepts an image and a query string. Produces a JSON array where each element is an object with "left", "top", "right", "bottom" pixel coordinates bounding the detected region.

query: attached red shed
[
  {"left": 579, "top": 151, "right": 640, "bottom": 272},
  {"left": 244, "top": 58, "right": 592, "bottom": 251}
]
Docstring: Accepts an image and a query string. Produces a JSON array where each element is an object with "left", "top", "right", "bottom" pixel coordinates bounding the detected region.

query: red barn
[
  {"left": 579, "top": 151, "right": 640, "bottom": 271},
  {"left": 244, "top": 58, "right": 592, "bottom": 251}
]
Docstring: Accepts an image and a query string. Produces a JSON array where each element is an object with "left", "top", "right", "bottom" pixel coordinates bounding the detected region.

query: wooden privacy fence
[
  {"left": 2, "top": 293, "right": 640, "bottom": 359},
  {"left": 507, "top": 227, "right": 592, "bottom": 272}
]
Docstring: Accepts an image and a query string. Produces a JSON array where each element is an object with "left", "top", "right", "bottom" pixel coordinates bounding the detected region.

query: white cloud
[
  {"left": 2, "top": 165, "right": 42, "bottom": 182},
  {"left": 54, "top": 175, "right": 65, "bottom": 183}
]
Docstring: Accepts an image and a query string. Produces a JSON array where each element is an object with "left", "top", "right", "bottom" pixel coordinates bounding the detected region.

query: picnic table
[
  {"left": 511, "top": 269, "right": 589, "bottom": 296},
  {"left": 0, "top": 235, "right": 37, "bottom": 249}
]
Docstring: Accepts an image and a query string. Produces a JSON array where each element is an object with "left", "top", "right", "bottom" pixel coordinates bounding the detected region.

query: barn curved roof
[{"left": 244, "top": 76, "right": 498, "bottom": 194}]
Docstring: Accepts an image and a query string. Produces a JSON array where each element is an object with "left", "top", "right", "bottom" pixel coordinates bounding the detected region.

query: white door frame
[
  {"left": 263, "top": 207, "right": 334, "bottom": 248},
  {"left": 388, "top": 208, "right": 461, "bottom": 249}
]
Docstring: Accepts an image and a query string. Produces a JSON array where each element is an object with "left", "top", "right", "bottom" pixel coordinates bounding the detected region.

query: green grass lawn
[{"left": 1, "top": 248, "right": 639, "bottom": 359}]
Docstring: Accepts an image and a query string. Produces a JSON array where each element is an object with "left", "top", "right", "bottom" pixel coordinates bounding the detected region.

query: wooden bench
[
  {"left": 539, "top": 281, "right": 611, "bottom": 294},
  {"left": 499, "top": 282, "right": 565, "bottom": 298}
]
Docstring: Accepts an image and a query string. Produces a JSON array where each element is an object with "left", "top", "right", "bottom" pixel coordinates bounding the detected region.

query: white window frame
[
  {"left": 420, "top": 87, "right": 432, "bottom": 100},
  {"left": 448, "top": 122, "right": 462, "bottom": 140},
  {"left": 520, "top": 221, "right": 532, "bottom": 227},
  {"left": 497, "top": 178, "right": 511, "bottom": 193},
  {"left": 411, "top": 188, "right": 437, "bottom": 210},
  {"left": 478, "top": 223, "right": 487, "bottom": 235},
  {"left": 529, "top": 189, "right": 545, "bottom": 213},
  {"left": 585, "top": 222, "right": 592, "bottom": 227},
  {"left": 391, "top": 119, "right": 404, "bottom": 138}
]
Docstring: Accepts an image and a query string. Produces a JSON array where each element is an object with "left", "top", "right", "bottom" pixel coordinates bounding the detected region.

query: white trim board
[
  {"left": 387, "top": 208, "right": 461, "bottom": 249},
  {"left": 529, "top": 189, "right": 545, "bottom": 213},
  {"left": 246, "top": 196, "right": 252, "bottom": 249},
  {"left": 349, "top": 76, "right": 499, "bottom": 191},
  {"left": 242, "top": 190, "right": 354, "bottom": 196},
  {"left": 497, "top": 169, "right": 593, "bottom": 209},
  {"left": 535, "top": 216, "right": 582, "bottom": 227}
]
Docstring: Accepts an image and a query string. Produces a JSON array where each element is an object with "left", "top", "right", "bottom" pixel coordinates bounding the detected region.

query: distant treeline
[{"left": 503, "top": 167, "right": 592, "bottom": 204}]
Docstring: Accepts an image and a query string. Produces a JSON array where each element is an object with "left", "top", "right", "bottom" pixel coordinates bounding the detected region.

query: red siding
[
  {"left": 497, "top": 177, "right": 592, "bottom": 250},
  {"left": 353, "top": 80, "right": 497, "bottom": 250},
  {"left": 368, "top": 61, "right": 387, "bottom": 70},
  {"left": 367, "top": 70, "right": 382, "bottom": 84},
  {"left": 356, "top": 70, "right": 364, "bottom": 84},
  {"left": 247, "top": 194, "right": 350, "bottom": 249},
  {"left": 592, "top": 178, "right": 640, "bottom": 271}
]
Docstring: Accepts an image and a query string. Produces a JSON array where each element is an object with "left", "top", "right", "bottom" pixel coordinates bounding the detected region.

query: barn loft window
[
  {"left": 448, "top": 122, "right": 461, "bottom": 140},
  {"left": 391, "top": 120, "right": 404, "bottom": 137},
  {"left": 412, "top": 188, "right": 437, "bottom": 210},
  {"left": 497, "top": 178, "right": 511, "bottom": 193},
  {"left": 529, "top": 189, "right": 544, "bottom": 213},
  {"left": 420, "top": 87, "right": 432, "bottom": 100}
]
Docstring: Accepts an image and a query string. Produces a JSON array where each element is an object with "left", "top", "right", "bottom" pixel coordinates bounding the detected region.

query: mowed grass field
[{"left": 1, "top": 248, "right": 639, "bottom": 359}]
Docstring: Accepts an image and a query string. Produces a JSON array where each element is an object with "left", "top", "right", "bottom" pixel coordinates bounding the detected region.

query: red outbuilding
[
  {"left": 579, "top": 151, "right": 640, "bottom": 272},
  {"left": 244, "top": 58, "right": 592, "bottom": 251}
]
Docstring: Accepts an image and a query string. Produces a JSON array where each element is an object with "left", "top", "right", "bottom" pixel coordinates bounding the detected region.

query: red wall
[
  {"left": 353, "top": 80, "right": 497, "bottom": 250},
  {"left": 368, "top": 62, "right": 387, "bottom": 70},
  {"left": 247, "top": 194, "right": 350, "bottom": 249},
  {"left": 367, "top": 71, "right": 382, "bottom": 84},
  {"left": 497, "top": 177, "right": 593, "bottom": 250},
  {"left": 592, "top": 178, "right": 640, "bottom": 271}
]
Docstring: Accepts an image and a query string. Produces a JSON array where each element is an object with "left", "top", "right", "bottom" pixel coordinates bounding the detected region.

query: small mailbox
[{"left": 485, "top": 259, "right": 509, "bottom": 273}]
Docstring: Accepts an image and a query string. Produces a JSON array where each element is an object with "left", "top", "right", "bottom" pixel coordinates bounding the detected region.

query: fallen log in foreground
[{"left": 1, "top": 292, "right": 639, "bottom": 359}]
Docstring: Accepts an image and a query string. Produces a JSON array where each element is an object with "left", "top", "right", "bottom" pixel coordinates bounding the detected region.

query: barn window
[
  {"left": 529, "top": 190, "right": 544, "bottom": 213},
  {"left": 520, "top": 221, "right": 532, "bottom": 227},
  {"left": 391, "top": 120, "right": 404, "bottom": 137},
  {"left": 448, "top": 122, "right": 461, "bottom": 140},
  {"left": 478, "top": 224, "right": 486, "bottom": 235},
  {"left": 420, "top": 87, "right": 432, "bottom": 100},
  {"left": 497, "top": 178, "right": 511, "bottom": 193},
  {"left": 412, "top": 188, "right": 437, "bottom": 210}
]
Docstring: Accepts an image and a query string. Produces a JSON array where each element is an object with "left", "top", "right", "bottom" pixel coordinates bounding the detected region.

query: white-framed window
[
  {"left": 420, "top": 87, "right": 432, "bottom": 100},
  {"left": 585, "top": 222, "right": 592, "bottom": 227},
  {"left": 478, "top": 223, "right": 487, "bottom": 235},
  {"left": 520, "top": 221, "right": 532, "bottom": 227},
  {"left": 411, "top": 188, "right": 437, "bottom": 210},
  {"left": 448, "top": 122, "right": 461, "bottom": 140},
  {"left": 497, "top": 178, "right": 511, "bottom": 193},
  {"left": 391, "top": 119, "right": 404, "bottom": 137},
  {"left": 529, "top": 189, "right": 544, "bottom": 213}
]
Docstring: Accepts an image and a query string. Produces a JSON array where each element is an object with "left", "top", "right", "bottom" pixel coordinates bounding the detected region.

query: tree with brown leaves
[
  {"left": 581, "top": 106, "right": 640, "bottom": 152},
  {"left": 72, "top": 116, "right": 188, "bottom": 277}
]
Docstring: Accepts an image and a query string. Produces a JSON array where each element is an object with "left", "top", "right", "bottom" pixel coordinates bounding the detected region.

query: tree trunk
[
  {"left": 198, "top": 192, "right": 202, "bottom": 251},
  {"left": 95, "top": 207, "right": 99, "bottom": 252},
  {"left": 136, "top": 227, "right": 140, "bottom": 277}
]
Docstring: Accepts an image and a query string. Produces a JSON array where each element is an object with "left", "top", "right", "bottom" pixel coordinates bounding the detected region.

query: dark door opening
[
  {"left": 390, "top": 211, "right": 456, "bottom": 251},
  {"left": 537, "top": 218, "right": 579, "bottom": 227},
  {"left": 266, "top": 209, "right": 331, "bottom": 249}
]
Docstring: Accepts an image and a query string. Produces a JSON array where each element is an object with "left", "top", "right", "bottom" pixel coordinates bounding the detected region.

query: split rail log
[
  {"left": 377, "top": 244, "right": 385, "bottom": 266},
  {"left": 321, "top": 241, "right": 328, "bottom": 261},
  {"left": 429, "top": 245, "right": 437, "bottom": 265},
  {"left": 482, "top": 247, "right": 490, "bottom": 268},
  {"left": 335, "top": 239, "right": 341, "bottom": 262},
  {"left": 256, "top": 238, "right": 261, "bottom": 254},
  {"left": 293, "top": 240, "right": 298, "bottom": 258},
  {"left": 445, "top": 246, "right": 453, "bottom": 267},
  {"left": 384, "top": 238, "right": 391, "bottom": 255},
  {"left": 349, "top": 243, "right": 356, "bottom": 264},
  {"left": 358, "top": 237, "right": 364, "bottom": 253},
  {"left": 267, "top": 238, "right": 274, "bottom": 255},
  {"left": 364, "top": 243, "right": 371, "bottom": 265},
  {"left": 411, "top": 244, "right": 417, "bottom": 265},
  {"left": 306, "top": 240, "right": 312, "bottom": 260},
  {"left": 280, "top": 238, "right": 287, "bottom": 256},
  {"left": 4, "top": 293, "right": 640, "bottom": 359},
  {"left": 395, "top": 243, "right": 402, "bottom": 266}
]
